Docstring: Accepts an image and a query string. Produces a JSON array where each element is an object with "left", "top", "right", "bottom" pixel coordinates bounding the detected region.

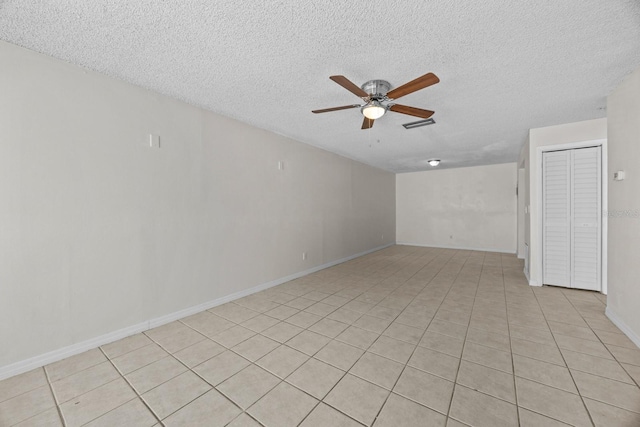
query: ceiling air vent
[{"left": 402, "top": 118, "right": 435, "bottom": 129}]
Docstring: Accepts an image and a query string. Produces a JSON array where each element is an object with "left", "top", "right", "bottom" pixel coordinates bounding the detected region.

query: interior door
[{"left": 542, "top": 146, "right": 601, "bottom": 291}]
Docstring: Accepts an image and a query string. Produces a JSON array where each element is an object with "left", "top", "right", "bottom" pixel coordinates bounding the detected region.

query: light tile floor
[{"left": 2, "top": 246, "right": 640, "bottom": 426}]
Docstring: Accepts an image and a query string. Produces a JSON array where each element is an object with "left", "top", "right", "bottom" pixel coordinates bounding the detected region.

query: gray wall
[
  {"left": 0, "top": 41, "right": 396, "bottom": 369},
  {"left": 606, "top": 66, "right": 640, "bottom": 345}
]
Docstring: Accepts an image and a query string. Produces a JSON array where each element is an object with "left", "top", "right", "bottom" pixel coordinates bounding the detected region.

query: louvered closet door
[
  {"left": 570, "top": 147, "right": 601, "bottom": 291},
  {"left": 542, "top": 147, "right": 601, "bottom": 291},
  {"left": 543, "top": 151, "right": 571, "bottom": 287}
]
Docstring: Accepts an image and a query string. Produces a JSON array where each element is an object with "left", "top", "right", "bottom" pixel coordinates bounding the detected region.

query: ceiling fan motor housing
[{"left": 361, "top": 80, "right": 392, "bottom": 98}]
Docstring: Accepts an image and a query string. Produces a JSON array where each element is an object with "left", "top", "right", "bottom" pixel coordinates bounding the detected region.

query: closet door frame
[{"left": 536, "top": 139, "right": 608, "bottom": 294}]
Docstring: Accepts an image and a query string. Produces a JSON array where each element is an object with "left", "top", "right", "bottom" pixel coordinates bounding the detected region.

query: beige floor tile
[
  {"left": 0, "top": 368, "right": 47, "bottom": 403},
  {"left": 374, "top": 393, "right": 446, "bottom": 427},
  {"left": 593, "top": 329, "right": 638, "bottom": 350},
  {"left": 349, "top": 352, "right": 404, "bottom": 390},
  {"left": 369, "top": 335, "right": 416, "bottom": 364},
  {"left": 607, "top": 344, "right": 640, "bottom": 366},
  {"left": 84, "top": 398, "right": 157, "bottom": 427},
  {"left": 300, "top": 402, "right": 362, "bottom": 427},
  {"left": 571, "top": 370, "right": 640, "bottom": 414},
  {"left": 101, "top": 334, "right": 153, "bottom": 359},
  {"left": 46, "top": 349, "right": 107, "bottom": 382},
  {"left": 445, "top": 417, "right": 471, "bottom": 427},
  {"left": 227, "top": 413, "right": 262, "bottom": 427},
  {"left": 285, "top": 311, "right": 322, "bottom": 329},
  {"left": 511, "top": 338, "right": 565, "bottom": 366},
  {"left": 584, "top": 397, "right": 640, "bottom": 427},
  {"left": 173, "top": 339, "right": 225, "bottom": 368},
  {"left": 285, "top": 297, "right": 317, "bottom": 310},
  {"left": 257, "top": 345, "right": 308, "bottom": 378},
  {"left": 302, "top": 291, "right": 331, "bottom": 302},
  {"left": 60, "top": 378, "right": 136, "bottom": 427},
  {"left": 462, "top": 341, "right": 512, "bottom": 374},
  {"left": 12, "top": 407, "right": 63, "bottom": 427},
  {"left": 554, "top": 333, "right": 613, "bottom": 359},
  {"left": 328, "top": 308, "right": 363, "bottom": 324},
  {"left": 51, "top": 361, "right": 121, "bottom": 403},
  {"left": 352, "top": 315, "right": 392, "bottom": 334},
  {"left": 427, "top": 319, "right": 468, "bottom": 340},
  {"left": 435, "top": 308, "right": 471, "bottom": 326},
  {"left": 382, "top": 322, "right": 423, "bottom": 345},
  {"left": 261, "top": 322, "right": 303, "bottom": 343},
  {"left": 193, "top": 350, "right": 250, "bottom": 386},
  {"left": 126, "top": 356, "right": 187, "bottom": 394},
  {"left": 144, "top": 322, "right": 192, "bottom": 342},
  {"left": 248, "top": 382, "right": 318, "bottom": 427},
  {"left": 181, "top": 312, "right": 236, "bottom": 337},
  {"left": 336, "top": 326, "right": 379, "bottom": 349},
  {"left": 217, "top": 365, "right": 280, "bottom": 409},
  {"left": 286, "top": 358, "right": 345, "bottom": 399},
  {"left": 163, "top": 389, "right": 240, "bottom": 426},
  {"left": 265, "top": 304, "right": 299, "bottom": 320},
  {"left": 142, "top": 371, "right": 211, "bottom": 419},
  {"left": 622, "top": 362, "right": 640, "bottom": 385},
  {"left": 449, "top": 384, "right": 518, "bottom": 427},
  {"left": 518, "top": 407, "right": 571, "bottom": 426},
  {"left": 231, "top": 334, "right": 280, "bottom": 362},
  {"left": 212, "top": 325, "right": 256, "bottom": 348},
  {"left": 111, "top": 343, "right": 169, "bottom": 375},
  {"left": 562, "top": 349, "right": 633, "bottom": 383},
  {"left": 465, "top": 327, "right": 511, "bottom": 352},
  {"left": 308, "top": 318, "right": 350, "bottom": 338},
  {"left": 456, "top": 360, "right": 515, "bottom": 403},
  {"left": 305, "top": 302, "right": 338, "bottom": 317},
  {"left": 548, "top": 321, "right": 598, "bottom": 342},
  {"left": 315, "top": 340, "right": 364, "bottom": 371},
  {"left": 324, "top": 374, "right": 389, "bottom": 426},
  {"left": 321, "top": 295, "right": 350, "bottom": 307},
  {"left": 209, "top": 303, "right": 260, "bottom": 323},
  {"left": 285, "top": 330, "right": 331, "bottom": 356},
  {"left": 419, "top": 331, "right": 464, "bottom": 357},
  {"left": 240, "top": 313, "right": 280, "bottom": 333},
  {"left": 149, "top": 328, "right": 206, "bottom": 354},
  {"left": 512, "top": 355, "right": 578, "bottom": 394},
  {"left": 366, "top": 305, "right": 403, "bottom": 321},
  {"left": 0, "top": 385, "right": 56, "bottom": 426},
  {"left": 408, "top": 347, "right": 460, "bottom": 381},
  {"left": 393, "top": 366, "right": 454, "bottom": 414},
  {"left": 515, "top": 377, "right": 592, "bottom": 426}
]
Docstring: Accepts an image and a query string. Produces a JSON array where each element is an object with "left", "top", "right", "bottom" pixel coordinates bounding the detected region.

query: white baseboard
[
  {"left": 396, "top": 242, "right": 516, "bottom": 254},
  {"left": 605, "top": 307, "right": 640, "bottom": 349},
  {"left": 0, "top": 243, "right": 394, "bottom": 381}
]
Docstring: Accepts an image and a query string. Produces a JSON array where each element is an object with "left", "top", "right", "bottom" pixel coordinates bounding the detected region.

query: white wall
[
  {"left": 517, "top": 168, "right": 526, "bottom": 258},
  {"left": 396, "top": 163, "right": 517, "bottom": 253},
  {"left": 520, "top": 118, "right": 607, "bottom": 285},
  {"left": 0, "top": 41, "right": 396, "bottom": 371},
  {"left": 606, "top": 66, "right": 640, "bottom": 346}
]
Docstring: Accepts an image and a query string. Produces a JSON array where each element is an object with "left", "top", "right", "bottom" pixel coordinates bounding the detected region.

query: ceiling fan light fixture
[
  {"left": 361, "top": 101, "right": 386, "bottom": 120},
  {"left": 428, "top": 159, "right": 440, "bottom": 167}
]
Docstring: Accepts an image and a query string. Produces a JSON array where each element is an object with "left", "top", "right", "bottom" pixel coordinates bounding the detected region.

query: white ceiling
[{"left": 1, "top": 1, "right": 639, "bottom": 172}]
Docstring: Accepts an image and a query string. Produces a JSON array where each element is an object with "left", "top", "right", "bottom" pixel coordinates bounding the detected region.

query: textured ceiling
[{"left": 1, "top": 1, "right": 640, "bottom": 172}]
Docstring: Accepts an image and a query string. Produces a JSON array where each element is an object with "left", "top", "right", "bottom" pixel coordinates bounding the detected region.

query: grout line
[
  {"left": 530, "top": 288, "right": 597, "bottom": 427},
  {"left": 42, "top": 366, "right": 67, "bottom": 427}
]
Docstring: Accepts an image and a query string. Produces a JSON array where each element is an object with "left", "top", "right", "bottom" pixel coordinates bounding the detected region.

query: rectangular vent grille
[{"left": 402, "top": 118, "right": 436, "bottom": 129}]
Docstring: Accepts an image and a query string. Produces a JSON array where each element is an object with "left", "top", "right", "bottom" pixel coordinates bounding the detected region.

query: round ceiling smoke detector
[{"left": 428, "top": 159, "right": 440, "bottom": 167}]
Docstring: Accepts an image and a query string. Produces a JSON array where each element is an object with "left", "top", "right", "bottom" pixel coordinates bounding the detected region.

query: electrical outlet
[
  {"left": 278, "top": 161, "right": 284, "bottom": 170},
  {"left": 381, "top": 234, "right": 384, "bottom": 240},
  {"left": 149, "top": 134, "right": 160, "bottom": 148},
  {"left": 302, "top": 252, "right": 307, "bottom": 260}
]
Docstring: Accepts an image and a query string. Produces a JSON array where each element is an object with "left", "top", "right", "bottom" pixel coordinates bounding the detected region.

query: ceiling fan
[{"left": 312, "top": 73, "right": 439, "bottom": 129}]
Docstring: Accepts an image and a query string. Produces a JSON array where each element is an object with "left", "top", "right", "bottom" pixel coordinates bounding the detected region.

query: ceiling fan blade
[
  {"left": 330, "top": 75, "right": 370, "bottom": 99},
  {"left": 312, "top": 104, "right": 361, "bottom": 113},
  {"left": 386, "top": 73, "right": 439, "bottom": 100},
  {"left": 389, "top": 104, "right": 435, "bottom": 119},
  {"left": 362, "top": 117, "right": 374, "bottom": 129}
]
